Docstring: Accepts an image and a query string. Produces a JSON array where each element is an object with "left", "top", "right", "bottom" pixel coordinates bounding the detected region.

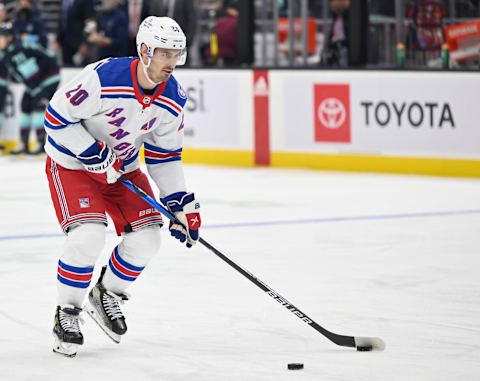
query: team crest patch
[
  {"left": 177, "top": 84, "right": 187, "bottom": 99},
  {"left": 79, "top": 198, "right": 90, "bottom": 208}
]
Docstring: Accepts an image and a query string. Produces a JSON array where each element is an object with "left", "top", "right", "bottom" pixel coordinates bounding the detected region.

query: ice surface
[{"left": 1, "top": 156, "right": 479, "bottom": 380}]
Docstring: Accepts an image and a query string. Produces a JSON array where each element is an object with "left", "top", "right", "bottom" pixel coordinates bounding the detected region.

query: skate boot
[
  {"left": 52, "top": 305, "right": 84, "bottom": 357},
  {"left": 86, "top": 266, "right": 129, "bottom": 343}
]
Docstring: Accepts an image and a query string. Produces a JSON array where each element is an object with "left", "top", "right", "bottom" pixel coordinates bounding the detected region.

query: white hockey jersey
[{"left": 44, "top": 57, "right": 188, "bottom": 197}]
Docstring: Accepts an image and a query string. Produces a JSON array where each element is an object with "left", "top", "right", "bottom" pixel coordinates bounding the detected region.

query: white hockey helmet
[{"left": 136, "top": 16, "right": 187, "bottom": 66}]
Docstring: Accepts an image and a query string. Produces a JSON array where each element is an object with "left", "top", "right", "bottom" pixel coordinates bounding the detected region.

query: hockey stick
[{"left": 119, "top": 178, "right": 385, "bottom": 351}]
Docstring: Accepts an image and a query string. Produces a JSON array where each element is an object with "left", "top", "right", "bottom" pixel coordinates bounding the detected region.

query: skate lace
[
  {"left": 102, "top": 291, "right": 129, "bottom": 320},
  {"left": 59, "top": 310, "right": 84, "bottom": 333}
]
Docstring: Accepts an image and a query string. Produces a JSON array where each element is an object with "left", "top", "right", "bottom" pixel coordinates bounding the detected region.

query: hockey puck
[
  {"left": 357, "top": 345, "right": 373, "bottom": 352},
  {"left": 287, "top": 363, "right": 304, "bottom": 370}
]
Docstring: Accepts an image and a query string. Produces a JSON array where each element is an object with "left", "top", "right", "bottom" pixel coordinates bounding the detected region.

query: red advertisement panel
[{"left": 314, "top": 84, "right": 351, "bottom": 143}]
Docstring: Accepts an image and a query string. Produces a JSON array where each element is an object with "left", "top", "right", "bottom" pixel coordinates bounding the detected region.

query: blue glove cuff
[
  {"left": 77, "top": 142, "right": 108, "bottom": 165},
  {"left": 161, "top": 192, "right": 195, "bottom": 213}
]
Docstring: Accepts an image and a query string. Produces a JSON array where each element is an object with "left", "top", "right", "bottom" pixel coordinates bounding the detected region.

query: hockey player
[
  {"left": 46, "top": 16, "right": 201, "bottom": 357},
  {"left": 0, "top": 22, "right": 60, "bottom": 154}
]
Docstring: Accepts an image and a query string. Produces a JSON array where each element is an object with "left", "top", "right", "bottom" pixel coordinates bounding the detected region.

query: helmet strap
[{"left": 139, "top": 48, "right": 163, "bottom": 86}]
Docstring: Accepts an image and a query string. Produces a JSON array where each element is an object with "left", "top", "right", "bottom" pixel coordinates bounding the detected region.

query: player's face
[
  {"left": 147, "top": 48, "right": 183, "bottom": 82},
  {"left": 0, "top": 35, "right": 9, "bottom": 50}
]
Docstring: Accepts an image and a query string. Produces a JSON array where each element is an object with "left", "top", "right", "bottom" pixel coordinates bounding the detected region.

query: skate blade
[
  {"left": 52, "top": 336, "right": 79, "bottom": 357},
  {"left": 85, "top": 300, "right": 121, "bottom": 344}
]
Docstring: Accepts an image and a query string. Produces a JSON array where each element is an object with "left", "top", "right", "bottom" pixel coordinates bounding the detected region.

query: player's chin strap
[{"left": 139, "top": 55, "right": 162, "bottom": 86}]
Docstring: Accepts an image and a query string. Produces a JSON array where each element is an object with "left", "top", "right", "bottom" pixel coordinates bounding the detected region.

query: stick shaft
[{"left": 119, "top": 178, "right": 356, "bottom": 348}]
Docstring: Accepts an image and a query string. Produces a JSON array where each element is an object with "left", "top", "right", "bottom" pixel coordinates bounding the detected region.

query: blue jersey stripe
[
  {"left": 145, "top": 156, "right": 182, "bottom": 165},
  {"left": 47, "top": 136, "right": 76, "bottom": 157},
  {"left": 47, "top": 105, "right": 74, "bottom": 125},
  {"left": 44, "top": 119, "right": 68, "bottom": 130},
  {"left": 144, "top": 143, "right": 182, "bottom": 154}
]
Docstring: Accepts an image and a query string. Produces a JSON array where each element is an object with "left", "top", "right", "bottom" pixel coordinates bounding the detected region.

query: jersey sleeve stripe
[
  {"left": 45, "top": 111, "right": 64, "bottom": 126},
  {"left": 143, "top": 143, "right": 182, "bottom": 154},
  {"left": 47, "top": 104, "right": 74, "bottom": 125},
  {"left": 145, "top": 156, "right": 181, "bottom": 165},
  {"left": 143, "top": 143, "right": 182, "bottom": 163},
  {"left": 144, "top": 150, "right": 181, "bottom": 159},
  {"left": 44, "top": 110, "right": 72, "bottom": 130},
  {"left": 47, "top": 136, "right": 76, "bottom": 157},
  {"left": 44, "top": 120, "right": 68, "bottom": 130}
]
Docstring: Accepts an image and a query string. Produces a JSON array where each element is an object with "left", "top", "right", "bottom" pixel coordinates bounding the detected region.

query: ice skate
[
  {"left": 86, "top": 266, "right": 129, "bottom": 343},
  {"left": 52, "top": 305, "right": 84, "bottom": 358}
]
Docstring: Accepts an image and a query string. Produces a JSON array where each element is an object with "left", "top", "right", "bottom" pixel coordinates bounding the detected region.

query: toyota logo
[{"left": 318, "top": 97, "right": 346, "bottom": 129}]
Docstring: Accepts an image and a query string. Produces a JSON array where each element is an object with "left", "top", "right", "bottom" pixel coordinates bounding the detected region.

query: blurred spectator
[
  {"left": 86, "top": 0, "right": 129, "bottom": 60},
  {"left": 0, "top": 21, "right": 60, "bottom": 154},
  {"left": 217, "top": 0, "right": 238, "bottom": 17},
  {"left": 321, "top": 0, "right": 351, "bottom": 67},
  {"left": 406, "top": 0, "right": 447, "bottom": 53},
  {"left": 12, "top": 0, "right": 48, "bottom": 48},
  {"left": 203, "top": 0, "right": 238, "bottom": 66},
  {"left": 0, "top": 3, "right": 7, "bottom": 23},
  {"left": 126, "top": 0, "right": 150, "bottom": 56},
  {"left": 0, "top": 36, "right": 7, "bottom": 138},
  {"left": 57, "top": 0, "right": 95, "bottom": 66},
  {"left": 277, "top": 0, "right": 288, "bottom": 17},
  {"left": 150, "top": 0, "right": 197, "bottom": 47}
]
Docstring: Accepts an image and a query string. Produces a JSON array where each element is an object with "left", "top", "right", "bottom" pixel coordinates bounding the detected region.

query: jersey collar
[{"left": 130, "top": 58, "right": 167, "bottom": 109}]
